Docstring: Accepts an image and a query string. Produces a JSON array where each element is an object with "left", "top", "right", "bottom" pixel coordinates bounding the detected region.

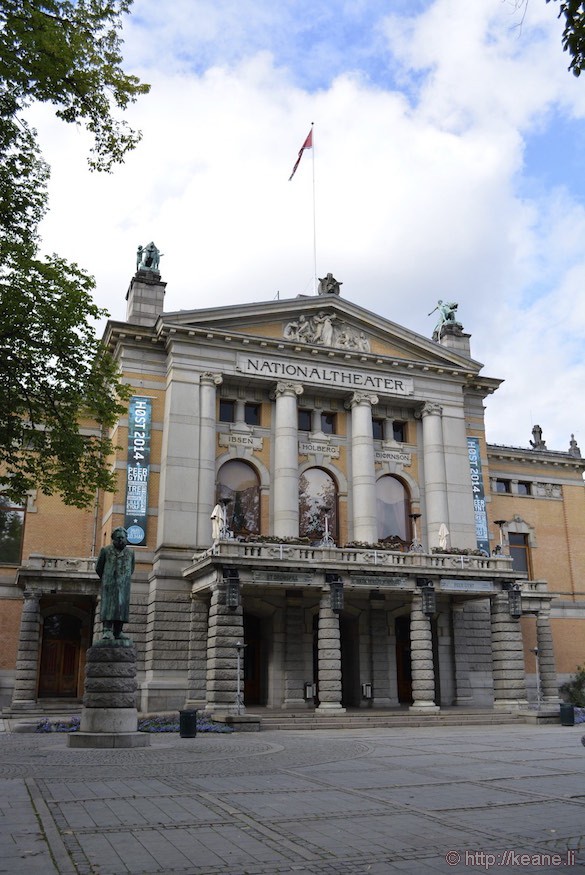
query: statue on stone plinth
[
  {"left": 95, "top": 527, "right": 135, "bottom": 643},
  {"left": 136, "top": 241, "right": 162, "bottom": 272},
  {"left": 569, "top": 434, "right": 581, "bottom": 458},
  {"left": 429, "top": 300, "right": 463, "bottom": 340},
  {"left": 318, "top": 273, "right": 342, "bottom": 296},
  {"left": 530, "top": 424, "right": 547, "bottom": 450}
]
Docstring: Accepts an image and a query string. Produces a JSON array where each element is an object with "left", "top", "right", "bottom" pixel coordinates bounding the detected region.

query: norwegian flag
[{"left": 288, "top": 128, "right": 313, "bottom": 181}]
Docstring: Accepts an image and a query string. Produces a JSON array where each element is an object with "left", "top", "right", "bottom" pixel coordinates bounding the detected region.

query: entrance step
[{"left": 249, "top": 709, "right": 526, "bottom": 730}]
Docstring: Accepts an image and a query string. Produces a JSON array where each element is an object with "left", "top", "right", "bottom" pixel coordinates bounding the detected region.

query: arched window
[
  {"left": 216, "top": 461, "right": 260, "bottom": 536},
  {"left": 376, "top": 475, "right": 409, "bottom": 542},
  {"left": 299, "top": 468, "right": 338, "bottom": 543}
]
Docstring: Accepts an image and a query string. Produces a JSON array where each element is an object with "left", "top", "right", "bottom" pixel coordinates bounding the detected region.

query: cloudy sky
[{"left": 31, "top": 0, "right": 585, "bottom": 453}]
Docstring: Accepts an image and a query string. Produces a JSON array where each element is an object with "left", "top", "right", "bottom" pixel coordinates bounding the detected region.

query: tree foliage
[
  {"left": 546, "top": 0, "right": 585, "bottom": 76},
  {"left": 0, "top": 1, "right": 149, "bottom": 507},
  {"left": 0, "top": 0, "right": 149, "bottom": 170}
]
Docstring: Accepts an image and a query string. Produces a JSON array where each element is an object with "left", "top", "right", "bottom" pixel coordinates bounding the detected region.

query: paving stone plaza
[{"left": 1, "top": 722, "right": 583, "bottom": 874}]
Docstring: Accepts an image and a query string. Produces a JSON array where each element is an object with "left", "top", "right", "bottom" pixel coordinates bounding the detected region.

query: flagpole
[{"left": 311, "top": 122, "right": 317, "bottom": 294}]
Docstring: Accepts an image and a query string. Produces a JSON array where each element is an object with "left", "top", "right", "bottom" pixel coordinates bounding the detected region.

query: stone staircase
[{"left": 247, "top": 708, "right": 527, "bottom": 731}]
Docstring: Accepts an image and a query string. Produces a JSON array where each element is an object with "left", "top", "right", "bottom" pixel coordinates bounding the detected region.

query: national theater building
[{"left": 2, "top": 257, "right": 584, "bottom": 718}]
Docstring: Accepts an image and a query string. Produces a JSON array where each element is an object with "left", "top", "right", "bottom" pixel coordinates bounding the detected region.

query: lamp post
[
  {"left": 320, "top": 507, "right": 335, "bottom": 547},
  {"left": 532, "top": 647, "right": 542, "bottom": 708},
  {"left": 494, "top": 520, "right": 507, "bottom": 551},
  {"left": 409, "top": 513, "right": 423, "bottom": 553},
  {"left": 220, "top": 497, "right": 232, "bottom": 540},
  {"left": 234, "top": 640, "right": 247, "bottom": 715}
]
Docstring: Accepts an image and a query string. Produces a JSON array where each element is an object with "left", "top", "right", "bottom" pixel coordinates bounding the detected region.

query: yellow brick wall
[
  {"left": 22, "top": 493, "right": 96, "bottom": 560},
  {"left": 550, "top": 619, "right": 585, "bottom": 674},
  {"left": 0, "top": 599, "right": 22, "bottom": 669}
]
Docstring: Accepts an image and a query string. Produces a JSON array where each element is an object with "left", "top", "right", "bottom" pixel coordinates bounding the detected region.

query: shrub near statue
[{"left": 95, "top": 527, "right": 135, "bottom": 643}]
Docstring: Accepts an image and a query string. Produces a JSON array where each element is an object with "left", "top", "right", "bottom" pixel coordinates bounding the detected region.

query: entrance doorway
[
  {"left": 243, "top": 613, "right": 267, "bottom": 706},
  {"left": 38, "top": 613, "right": 82, "bottom": 698},
  {"left": 340, "top": 614, "right": 360, "bottom": 707},
  {"left": 395, "top": 615, "right": 412, "bottom": 704}
]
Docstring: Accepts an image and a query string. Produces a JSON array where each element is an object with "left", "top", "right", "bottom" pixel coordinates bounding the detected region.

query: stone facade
[{"left": 2, "top": 269, "right": 585, "bottom": 717}]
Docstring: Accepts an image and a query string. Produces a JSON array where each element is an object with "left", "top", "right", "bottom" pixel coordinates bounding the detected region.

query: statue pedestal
[{"left": 68, "top": 644, "right": 150, "bottom": 749}]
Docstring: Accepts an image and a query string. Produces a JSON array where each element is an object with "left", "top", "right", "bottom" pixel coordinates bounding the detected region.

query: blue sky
[{"left": 31, "top": 0, "right": 585, "bottom": 452}]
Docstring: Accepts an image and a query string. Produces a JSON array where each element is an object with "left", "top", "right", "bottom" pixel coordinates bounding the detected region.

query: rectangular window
[
  {"left": 372, "top": 418, "right": 385, "bottom": 441},
  {"left": 508, "top": 532, "right": 531, "bottom": 576},
  {"left": 244, "top": 403, "right": 261, "bottom": 426},
  {"left": 321, "top": 412, "right": 336, "bottom": 435},
  {"left": 392, "top": 421, "right": 406, "bottom": 442},
  {"left": 298, "top": 409, "right": 312, "bottom": 432},
  {"left": 0, "top": 501, "right": 25, "bottom": 564},
  {"left": 495, "top": 479, "right": 511, "bottom": 493},
  {"left": 517, "top": 481, "right": 531, "bottom": 496},
  {"left": 219, "top": 399, "right": 236, "bottom": 423}
]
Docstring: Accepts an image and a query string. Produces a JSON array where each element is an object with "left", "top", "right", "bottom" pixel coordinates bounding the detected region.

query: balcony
[{"left": 184, "top": 541, "right": 523, "bottom": 593}]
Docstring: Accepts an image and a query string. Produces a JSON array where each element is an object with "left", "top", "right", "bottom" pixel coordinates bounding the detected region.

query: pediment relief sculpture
[{"left": 283, "top": 312, "right": 370, "bottom": 352}]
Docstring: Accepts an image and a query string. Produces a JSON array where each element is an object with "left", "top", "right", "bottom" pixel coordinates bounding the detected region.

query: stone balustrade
[{"left": 188, "top": 541, "right": 519, "bottom": 583}]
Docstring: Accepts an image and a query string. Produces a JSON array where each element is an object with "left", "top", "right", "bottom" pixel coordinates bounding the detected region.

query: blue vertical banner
[
  {"left": 124, "top": 397, "right": 152, "bottom": 546},
  {"left": 467, "top": 436, "right": 490, "bottom": 555}
]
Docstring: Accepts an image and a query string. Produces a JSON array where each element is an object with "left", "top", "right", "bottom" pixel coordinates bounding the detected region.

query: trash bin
[
  {"left": 560, "top": 703, "right": 575, "bottom": 726},
  {"left": 179, "top": 709, "right": 197, "bottom": 738}
]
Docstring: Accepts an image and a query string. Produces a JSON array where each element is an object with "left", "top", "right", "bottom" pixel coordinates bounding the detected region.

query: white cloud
[{"left": 28, "top": 0, "right": 585, "bottom": 451}]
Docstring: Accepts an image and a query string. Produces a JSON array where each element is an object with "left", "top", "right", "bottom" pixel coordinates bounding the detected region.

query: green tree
[
  {"left": 0, "top": 1, "right": 149, "bottom": 507},
  {"left": 546, "top": 0, "right": 585, "bottom": 76}
]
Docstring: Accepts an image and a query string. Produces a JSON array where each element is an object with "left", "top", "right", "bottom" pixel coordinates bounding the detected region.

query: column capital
[
  {"left": 345, "top": 391, "right": 378, "bottom": 409},
  {"left": 200, "top": 372, "right": 223, "bottom": 387},
  {"left": 23, "top": 589, "right": 41, "bottom": 602},
  {"left": 420, "top": 401, "right": 443, "bottom": 418},
  {"left": 273, "top": 382, "right": 304, "bottom": 399}
]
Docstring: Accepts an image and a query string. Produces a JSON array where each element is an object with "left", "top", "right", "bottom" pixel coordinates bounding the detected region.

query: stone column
[
  {"left": 421, "top": 402, "right": 450, "bottom": 548},
  {"left": 184, "top": 594, "right": 209, "bottom": 709},
  {"left": 283, "top": 593, "right": 306, "bottom": 708},
  {"left": 206, "top": 578, "right": 244, "bottom": 713},
  {"left": 347, "top": 392, "right": 379, "bottom": 543},
  {"left": 11, "top": 591, "right": 42, "bottom": 711},
  {"left": 409, "top": 591, "right": 439, "bottom": 712},
  {"left": 536, "top": 605, "right": 558, "bottom": 705},
  {"left": 490, "top": 593, "right": 528, "bottom": 708},
  {"left": 370, "top": 601, "right": 392, "bottom": 707},
  {"left": 273, "top": 382, "right": 303, "bottom": 538},
  {"left": 197, "top": 373, "right": 223, "bottom": 546},
  {"left": 316, "top": 591, "right": 345, "bottom": 713}
]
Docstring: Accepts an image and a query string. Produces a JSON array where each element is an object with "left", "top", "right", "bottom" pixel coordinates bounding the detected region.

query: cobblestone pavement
[{"left": 0, "top": 722, "right": 583, "bottom": 874}]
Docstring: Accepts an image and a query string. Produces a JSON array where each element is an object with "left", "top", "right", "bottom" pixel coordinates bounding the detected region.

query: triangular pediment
[{"left": 160, "top": 294, "right": 484, "bottom": 373}]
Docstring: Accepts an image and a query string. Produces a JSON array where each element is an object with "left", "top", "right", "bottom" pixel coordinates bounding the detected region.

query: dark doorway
[
  {"left": 243, "top": 613, "right": 266, "bottom": 706},
  {"left": 38, "top": 613, "right": 82, "bottom": 698},
  {"left": 395, "top": 615, "right": 412, "bottom": 704},
  {"left": 340, "top": 614, "right": 360, "bottom": 707}
]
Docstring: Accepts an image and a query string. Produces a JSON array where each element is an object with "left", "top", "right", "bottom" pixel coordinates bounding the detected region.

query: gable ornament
[{"left": 283, "top": 311, "right": 370, "bottom": 352}]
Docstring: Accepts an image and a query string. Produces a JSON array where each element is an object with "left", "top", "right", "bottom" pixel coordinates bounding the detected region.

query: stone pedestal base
[
  {"left": 69, "top": 730, "right": 150, "bottom": 748},
  {"left": 409, "top": 703, "right": 440, "bottom": 713},
  {"left": 68, "top": 643, "right": 150, "bottom": 749},
  {"left": 316, "top": 704, "right": 346, "bottom": 714}
]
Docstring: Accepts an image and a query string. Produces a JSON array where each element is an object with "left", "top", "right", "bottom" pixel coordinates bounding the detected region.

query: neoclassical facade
[{"left": 2, "top": 266, "right": 584, "bottom": 717}]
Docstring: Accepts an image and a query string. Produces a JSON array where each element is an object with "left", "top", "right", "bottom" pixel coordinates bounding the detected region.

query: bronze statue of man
[{"left": 95, "top": 527, "right": 135, "bottom": 642}]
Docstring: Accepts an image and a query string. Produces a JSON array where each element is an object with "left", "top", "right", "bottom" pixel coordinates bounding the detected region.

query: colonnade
[{"left": 197, "top": 578, "right": 559, "bottom": 715}]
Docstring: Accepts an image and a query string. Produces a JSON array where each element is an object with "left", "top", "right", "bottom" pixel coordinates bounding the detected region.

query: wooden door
[{"left": 38, "top": 614, "right": 81, "bottom": 698}]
